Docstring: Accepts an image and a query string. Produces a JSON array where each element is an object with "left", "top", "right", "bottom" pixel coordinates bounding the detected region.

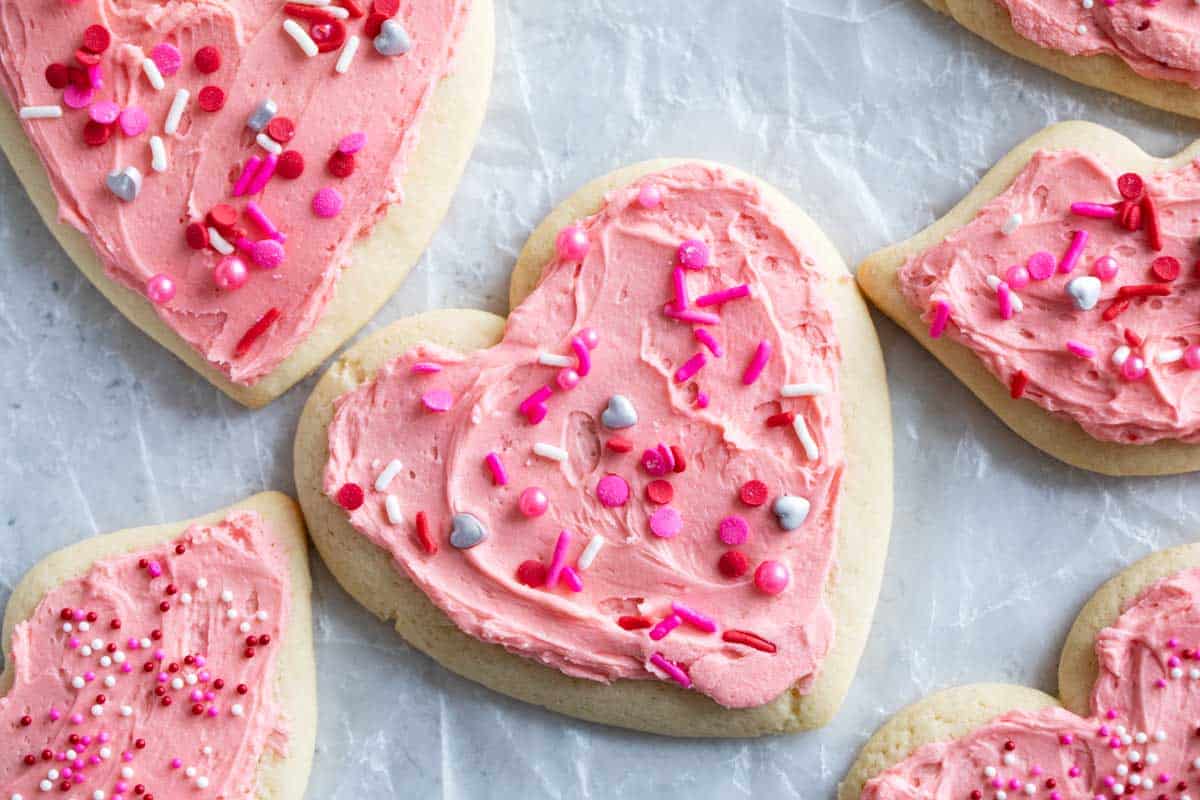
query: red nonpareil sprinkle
[
  {"left": 81, "top": 24, "right": 111, "bottom": 54},
  {"left": 19, "top": 714, "right": 32, "bottom": 727},
  {"left": 364, "top": 12, "right": 388, "bottom": 37},
  {"left": 1118, "top": 200, "right": 1142, "bottom": 232},
  {"left": 717, "top": 550, "right": 749, "bottom": 578},
  {"left": 765, "top": 410, "right": 794, "bottom": 428},
  {"left": 1142, "top": 194, "right": 1163, "bottom": 251},
  {"left": 311, "top": 19, "right": 347, "bottom": 52},
  {"left": 1151, "top": 255, "right": 1180, "bottom": 282},
  {"left": 1009, "top": 370, "right": 1028, "bottom": 400},
  {"left": 645, "top": 479, "right": 673, "bottom": 505},
  {"left": 185, "top": 221, "right": 210, "bottom": 250},
  {"left": 233, "top": 307, "right": 281, "bottom": 357},
  {"left": 327, "top": 150, "right": 355, "bottom": 178},
  {"left": 1117, "top": 172, "right": 1144, "bottom": 201},
  {"left": 276, "top": 150, "right": 305, "bottom": 180},
  {"left": 721, "top": 629, "right": 777, "bottom": 654},
  {"left": 74, "top": 47, "right": 101, "bottom": 67},
  {"left": 197, "top": 85, "right": 225, "bottom": 112},
  {"left": 82, "top": 120, "right": 112, "bottom": 147},
  {"left": 67, "top": 66, "right": 90, "bottom": 90},
  {"left": 739, "top": 479, "right": 768, "bottom": 507},
  {"left": 1102, "top": 299, "right": 1130, "bottom": 321},
  {"left": 515, "top": 560, "right": 547, "bottom": 587},
  {"left": 371, "top": 0, "right": 400, "bottom": 15},
  {"left": 284, "top": 3, "right": 338, "bottom": 20},
  {"left": 335, "top": 483, "right": 364, "bottom": 509},
  {"left": 266, "top": 116, "right": 296, "bottom": 144},
  {"left": 1117, "top": 283, "right": 1171, "bottom": 299},
  {"left": 45, "top": 63, "right": 69, "bottom": 89},
  {"left": 194, "top": 45, "right": 221, "bottom": 74},
  {"left": 1124, "top": 328, "right": 1143, "bottom": 347},
  {"left": 669, "top": 445, "right": 686, "bottom": 473},
  {"left": 605, "top": 436, "right": 633, "bottom": 453},
  {"left": 338, "top": 0, "right": 366, "bottom": 17},
  {"left": 617, "top": 615, "right": 653, "bottom": 630},
  {"left": 415, "top": 510, "right": 437, "bottom": 555},
  {"left": 206, "top": 203, "right": 238, "bottom": 232}
]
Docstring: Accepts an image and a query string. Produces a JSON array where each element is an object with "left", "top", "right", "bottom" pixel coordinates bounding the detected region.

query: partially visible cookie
[{"left": 0, "top": 492, "right": 315, "bottom": 800}]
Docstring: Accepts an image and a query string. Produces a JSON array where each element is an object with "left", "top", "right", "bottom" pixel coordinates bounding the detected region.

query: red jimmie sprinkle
[
  {"left": 184, "top": 222, "right": 209, "bottom": 250},
  {"left": 1141, "top": 194, "right": 1163, "bottom": 251},
  {"left": 617, "top": 615, "right": 653, "bottom": 631},
  {"left": 1009, "top": 370, "right": 1028, "bottom": 400},
  {"left": 327, "top": 150, "right": 355, "bottom": 178},
  {"left": 337, "top": 0, "right": 366, "bottom": 18},
  {"left": 1151, "top": 255, "right": 1180, "bottom": 282},
  {"left": 1102, "top": 299, "right": 1130, "bottom": 322},
  {"left": 336, "top": 483, "right": 364, "bottom": 510},
  {"left": 645, "top": 479, "right": 673, "bottom": 505},
  {"left": 197, "top": 85, "right": 225, "bottom": 112},
  {"left": 371, "top": 0, "right": 400, "bottom": 16},
  {"left": 206, "top": 203, "right": 238, "bottom": 232},
  {"left": 311, "top": 19, "right": 347, "bottom": 53},
  {"left": 74, "top": 47, "right": 102, "bottom": 67},
  {"left": 605, "top": 436, "right": 633, "bottom": 453},
  {"left": 1124, "top": 328, "right": 1143, "bottom": 347},
  {"left": 284, "top": 3, "right": 338, "bottom": 20},
  {"left": 233, "top": 307, "right": 281, "bottom": 358},
  {"left": 415, "top": 510, "right": 437, "bottom": 555},
  {"left": 1117, "top": 172, "right": 1144, "bottom": 201},
  {"left": 718, "top": 550, "right": 749, "bottom": 578},
  {"left": 721, "top": 629, "right": 777, "bottom": 654},
  {"left": 194, "top": 45, "right": 222, "bottom": 74},
  {"left": 765, "top": 410, "right": 795, "bottom": 428},
  {"left": 1117, "top": 283, "right": 1171, "bottom": 299},
  {"left": 1118, "top": 200, "right": 1142, "bottom": 232},
  {"left": 276, "top": 150, "right": 305, "bottom": 180},
  {"left": 364, "top": 12, "right": 388, "bottom": 38},
  {"left": 81, "top": 24, "right": 111, "bottom": 54},
  {"left": 669, "top": 445, "right": 686, "bottom": 473},
  {"left": 266, "top": 116, "right": 296, "bottom": 144},
  {"left": 82, "top": 120, "right": 112, "bottom": 147},
  {"left": 515, "top": 559, "right": 547, "bottom": 587},
  {"left": 45, "top": 63, "right": 69, "bottom": 89},
  {"left": 739, "top": 479, "right": 768, "bottom": 507}
]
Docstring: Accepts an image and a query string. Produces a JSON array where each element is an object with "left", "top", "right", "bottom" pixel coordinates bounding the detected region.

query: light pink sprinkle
[
  {"left": 151, "top": 43, "right": 183, "bottom": 76},
  {"left": 663, "top": 305, "right": 720, "bottom": 325},
  {"left": 649, "top": 652, "right": 691, "bottom": 689},
  {"left": 694, "top": 328, "right": 722, "bottom": 357},
  {"left": 929, "top": 300, "right": 951, "bottom": 338},
  {"left": 560, "top": 566, "right": 583, "bottom": 592},
  {"left": 484, "top": 452, "right": 508, "bottom": 486},
  {"left": 671, "top": 602, "right": 717, "bottom": 633},
  {"left": 1066, "top": 340, "right": 1096, "bottom": 359},
  {"left": 1058, "top": 230, "right": 1089, "bottom": 274},
  {"left": 245, "top": 152, "right": 278, "bottom": 195},
  {"left": 545, "top": 530, "right": 572, "bottom": 589},
  {"left": 338, "top": 131, "right": 367, "bottom": 153},
  {"left": 89, "top": 100, "right": 120, "bottom": 125},
  {"left": 63, "top": 84, "right": 95, "bottom": 109},
  {"left": 637, "top": 183, "right": 662, "bottom": 209},
  {"left": 411, "top": 362, "right": 443, "bottom": 374},
  {"left": 674, "top": 352, "right": 707, "bottom": 383},
  {"left": 671, "top": 266, "right": 689, "bottom": 310},
  {"left": 421, "top": 389, "right": 453, "bottom": 412},
  {"left": 570, "top": 335, "right": 592, "bottom": 377},
  {"left": 118, "top": 107, "right": 149, "bottom": 137},
  {"left": 649, "top": 614, "right": 682, "bottom": 641},
  {"left": 696, "top": 284, "right": 750, "bottom": 307},
  {"left": 649, "top": 507, "right": 682, "bottom": 539},
  {"left": 1071, "top": 202, "right": 1117, "bottom": 219},
  {"left": 742, "top": 340, "right": 772, "bottom": 385},
  {"left": 232, "top": 157, "right": 262, "bottom": 197},
  {"left": 997, "top": 281, "right": 1014, "bottom": 320},
  {"left": 312, "top": 187, "right": 344, "bottom": 218},
  {"left": 86, "top": 64, "right": 103, "bottom": 90}
]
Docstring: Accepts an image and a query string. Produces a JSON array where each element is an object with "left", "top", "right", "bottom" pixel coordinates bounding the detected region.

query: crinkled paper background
[{"left": 4, "top": 1, "right": 1200, "bottom": 797}]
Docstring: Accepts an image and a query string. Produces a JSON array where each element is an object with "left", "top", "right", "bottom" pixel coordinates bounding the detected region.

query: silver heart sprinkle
[
  {"left": 449, "top": 513, "right": 487, "bottom": 549},
  {"left": 246, "top": 98, "right": 277, "bottom": 132},
  {"left": 105, "top": 167, "right": 142, "bottom": 202},
  {"left": 374, "top": 19, "right": 412, "bottom": 57},
  {"left": 772, "top": 495, "right": 810, "bottom": 531},
  {"left": 600, "top": 395, "right": 637, "bottom": 429},
  {"left": 1066, "top": 275, "right": 1102, "bottom": 311}
]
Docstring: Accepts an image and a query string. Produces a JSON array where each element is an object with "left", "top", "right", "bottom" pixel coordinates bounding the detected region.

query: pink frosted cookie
[
  {"left": 840, "top": 541, "right": 1200, "bottom": 800},
  {"left": 0, "top": 0, "right": 494, "bottom": 407},
  {"left": 0, "top": 492, "right": 314, "bottom": 800},
  {"left": 859, "top": 121, "right": 1200, "bottom": 476},
  {"left": 294, "top": 160, "right": 893, "bottom": 736}
]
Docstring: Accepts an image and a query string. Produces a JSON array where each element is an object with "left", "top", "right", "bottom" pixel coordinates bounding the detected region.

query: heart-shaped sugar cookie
[
  {"left": 840, "top": 541, "right": 1200, "bottom": 800},
  {"left": 0, "top": 0, "right": 493, "bottom": 407},
  {"left": 294, "top": 160, "right": 893, "bottom": 736}
]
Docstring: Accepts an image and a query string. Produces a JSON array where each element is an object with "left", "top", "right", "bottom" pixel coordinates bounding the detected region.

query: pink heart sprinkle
[
  {"left": 649, "top": 507, "right": 682, "bottom": 539},
  {"left": 118, "top": 107, "right": 149, "bottom": 136},
  {"left": 312, "top": 187, "right": 343, "bottom": 218},
  {"left": 150, "top": 43, "right": 183, "bottom": 76},
  {"left": 338, "top": 131, "right": 367, "bottom": 154},
  {"left": 89, "top": 100, "right": 120, "bottom": 125},
  {"left": 421, "top": 389, "right": 453, "bottom": 412}
]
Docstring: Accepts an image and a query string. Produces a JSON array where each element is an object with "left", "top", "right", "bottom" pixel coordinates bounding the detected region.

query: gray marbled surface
[{"left": 4, "top": 1, "right": 1200, "bottom": 797}]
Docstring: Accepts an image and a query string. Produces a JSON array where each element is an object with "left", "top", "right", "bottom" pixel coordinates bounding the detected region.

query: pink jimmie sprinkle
[
  {"left": 245, "top": 152, "right": 279, "bottom": 195},
  {"left": 560, "top": 566, "right": 583, "bottom": 592},
  {"left": 696, "top": 284, "right": 750, "bottom": 307},
  {"left": 1066, "top": 340, "right": 1097, "bottom": 359},
  {"left": 118, "top": 107, "right": 149, "bottom": 137},
  {"left": 929, "top": 300, "right": 951, "bottom": 338},
  {"left": 671, "top": 601, "right": 717, "bottom": 633},
  {"left": 338, "top": 131, "right": 367, "bottom": 153},
  {"left": 484, "top": 452, "right": 508, "bottom": 486},
  {"left": 649, "top": 506, "right": 682, "bottom": 539},
  {"left": 312, "top": 187, "right": 344, "bottom": 218},
  {"left": 694, "top": 328, "right": 722, "bottom": 357},
  {"left": 997, "top": 281, "right": 1014, "bottom": 320},
  {"left": 663, "top": 305, "right": 720, "bottom": 325},
  {"left": 411, "top": 362, "right": 443, "bottom": 374},
  {"left": 1071, "top": 202, "right": 1118, "bottom": 219},
  {"left": 649, "top": 652, "right": 691, "bottom": 689},
  {"left": 671, "top": 266, "right": 689, "bottom": 310},
  {"left": 232, "top": 156, "right": 262, "bottom": 197},
  {"left": 545, "top": 530, "right": 572, "bottom": 589},
  {"left": 742, "top": 340, "right": 772, "bottom": 385},
  {"left": 1059, "top": 230, "right": 1089, "bottom": 274},
  {"left": 570, "top": 334, "right": 592, "bottom": 376},
  {"left": 649, "top": 614, "right": 682, "bottom": 641},
  {"left": 519, "top": 385, "right": 553, "bottom": 424},
  {"left": 421, "top": 389, "right": 453, "bottom": 412},
  {"left": 674, "top": 352, "right": 707, "bottom": 383},
  {"left": 245, "top": 201, "right": 285, "bottom": 242}
]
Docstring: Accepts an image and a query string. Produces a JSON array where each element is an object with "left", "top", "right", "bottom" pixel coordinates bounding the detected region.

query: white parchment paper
[{"left": 4, "top": 1, "right": 1200, "bottom": 797}]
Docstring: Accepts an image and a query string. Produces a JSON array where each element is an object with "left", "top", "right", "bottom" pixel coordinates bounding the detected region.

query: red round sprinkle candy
[
  {"left": 311, "top": 19, "right": 347, "bottom": 53},
  {"left": 82, "top": 24, "right": 111, "bottom": 54},
  {"left": 82, "top": 120, "right": 112, "bottom": 147},
  {"left": 197, "top": 85, "right": 225, "bottom": 112},
  {"left": 276, "top": 150, "right": 305, "bottom": 180},
  {"left": 67, "top": 65, "right": 91, "bottom": 90},
  {"left": 336, "top": 482, "right": 364, "bottom": 510},
  {"left": 45, "top": 62, "right": 69, "bottom": 89},
  {"left": 23, "top": 754, "right": 36, "bottom": 765},
  {"left": 515, "top": 560, "right": 547, "bottom": 588},
  {"left": 605, "top": 436, "right": 633, "bottom": 453},
  {"left": 194, "top": 45, "right": 222, "bottom": 74},
  {"left": 718, "top": 550, "right": 749, "bottom": 578},
  {"left": 266, "top": 116, "right": 296, "bottom": 143},
  {"left": 1117, "top": 172, "right": 1144, "bottom": 201},
  {"left": 327, "top": 150, "right": 355, "bottom": 178},
  {"left": 739, "top": 479, "right": 768, "bottom": 507},
  {"left": 645, "top": 479, "right": 673, "bottom": 505},
  {"left": 371, "top": 0, "right": 400, "bottom": 16},
  {"left": 74, "top": 47, "right": 102, "bottom": 67},
  {"left": 1151, "top": 255, "right": 1181, "bottom": 282},
  {"left": 364, "top": 12, "right": 388, "bottom": 38},
  {"left": 206, "top": 203, "right": 238, "bottom": 232}
]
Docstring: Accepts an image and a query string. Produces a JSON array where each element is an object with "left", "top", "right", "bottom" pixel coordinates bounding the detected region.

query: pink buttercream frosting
[
  {"left": 0, "top": 511, "right": 291, "bottom": 799},
  {"left": 0, "top": 0, "right": 470, "bottom": 384},
  {"left": 323, "top": 164, "right": 846, "bottom": 708},
  {"left": 863, "top": 567, "right": 1200, "bottom": 799},
  {"left": 998, "top": 0, "right": 1200, "bottom": 88},
  {"left": 899, "top": 148, "right": 1200, "bottom": 444}
]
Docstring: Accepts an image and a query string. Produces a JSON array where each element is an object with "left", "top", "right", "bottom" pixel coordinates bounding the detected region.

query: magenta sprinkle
[
  {"left": 147, "top": 561, "right": 163, "bottom": 578},
  {"left": 118, "top": 107, "right": 149, "bottom": 137},
  {"left": 718, "top": 515, "right": 749, "bottom": 545},
  {"left": 312, "top": 187, "right": 344, "bottom": 218},
  {"left": 560, "top": 566, "right": 583, "bottom": 592},
  {"left": 1071, "top": 202, "right": 1117, "bottom": 219},
  {"left": 89, "top": 100, "right": 120, "bottom": 125},
  {"left": 1066, "top": 340, "right": 1096, "bottom": 359},
  {"left": 245, "top": 201, "right": 285, "bottom": 241},
  {"left": 997, "top": 281, "right": 1014, "bottom": 320},
  {"left": 411, "top": 362, "right": 443, "bottom": 374},
  {"left": 742, "top": 340, "right": 772, "bottom": 385},
  {"left": 657, "top": 443, "right": 676, "bottom": 472},
  {"left": 696, "top": 284, "right": 750, "bottom": 307},
  {"left": 671, "top": 602, "right": 717, "bottom": 633},
  {"left": 663, "top": 305, "right": 720, "bottom": 326},
  {"left": 649, "top": 614, "right": 682, "bottom": 641},
  {"left": 63, "top": 84, "right": 95, "bottom": 109},
  {"left": 1027, "top": 251, "right": 1055, "bottom": 281},
  {"left": 929, "top": 300, "right": 950, "bottom": 338},
  {"left": 1058, "top": 230, "right": 1089, "bottom": 274},
  {"left": 545, "top": 531, "right": 572, "bottom": 589},
  {"left": 641, "top": 447, "right": 670, "bottom": 477},
  {"left": 250, "top": 238, "right": 285, "bottom": 269},
  {"left": 421, "top": 389, "right": 453, "bottom": 412},
  {"left": 338, "top": 131, "right": 367, "bottom": 154},
  {"left": 649, "top": 653, "right": 691, "bottom": 689},
  {"left": 696, "top": 392, "right": 709, "bottom": 409},
  {"left": 677, "top": 239, "right": 709, "bottom": 269},
  {"left": 596, "top": 474, "right": 630, "bottom": 507},
  {"left": 484, "top": 452, "right": 508, "bottom": 486},
  {"left": 246, "top": 152, "right": 279, "bottom": 196},
  {"left": 649, "top": 507, "right": 682, "bottom": 539},
  {"left": 675, "top": 352, "right": 708, "bottom": 383},
  {"left": 232, "top": 157, "right": 262, "bottom": 197},
  {"left": 151, "top": 42, "right": 183, "bottom": 76},
  {"left": 671, "top": 266, "right": 689, "bottom": 311},
  {"left": 87, "top": 63, "right": 103, "bottom": 90},
  {"left": 571, "top": 335, "right": 592, "bottom": 377},
  {"left": 694, "top": 328, "right": 722, "bottom": 357},
  {"left": 519, "top": 385, "right": 553, "bottom": 424}
]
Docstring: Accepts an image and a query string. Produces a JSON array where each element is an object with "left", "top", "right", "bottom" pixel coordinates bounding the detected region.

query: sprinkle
[
  {"left": 1027, "top": 252, "right": 1055, "bottom": 281},
  {"left": 545, "top": 531, "right": 572, "bottom": 588},
  {"left": 1066, "top": 340, "right": 1096, "bottom": 360},
  {"left": 1001, "top": 213, "right": 1022, "bottom": 235},
  {"left": 671, "top": 602, "right": 717, "bottom": 633},
  {"left": 570, "top": 335, "right": 592, "bottom": 376},
  {"left": 596, "top": 474, "right": 630, "bottom": 507},
  {"left": 382, "top": 494, "right": 404, "bottom": 525},
  {"left": 233, "top": 307, "right": 281, "bottom": 357},
  {"left": 245, "top": 201, "right": 284, "bottom": 241},
  {"left": 19, "top": 105, "right": 62, "bottom": 120},
  {"left": 1058, "top": 230, "right": 1088, "bottom": 274},
  {"left": 792, "top": 414, "right": 819, "bottom": 461},
  {"left": 577, "top": 535, "right": 605, "bottom": 571},
  {"left": 1009, "top": 370, "right": 1028, "bottom": 399},
  {"left": 232, "top": 157, "right": 262, "bottom": 197},
  {"left": 1070, "top": 202, "right": 1117, "bottom": 219},
  {"left": 519, "top": 385, "right": 553, "bottom": 424},
  {"left": 740, "top": 479, "right": 768, "bottom": 507},
  {"left": 618, "top": 616, "right": 653, "bottom": 630},
  {"left": 283, "top": 19, "right": 320, "bottom": 56},
  {"left": 256, "top": 132, "right": 283, "bottom": 154},
  {"left": 677, "top": 239, "right": 709, "bottom": 269},
  {"left": 997, "top": 281, "right": 1014, "bottom": 319},
  {"left": 311, "top": 186, "right": 343, "bottom": 218},
  {"left": 649, "top": 507, "right": 682, "bottom": 539},
  {"left": 149, "top": 136, "right": 167, "bottom": 173},
  {"left": 194, "top": 45, "right": 222, "bottom": 73},
  {"left": 291, "top": 0, "right": 331, "bottom": 5},
  {"left": 674, "top": 352, "right": 707, "bottom": 383},
  {"left": 119, "top": 107, "right": 149, "bottom": 136},
  {"left": 411, "top": 362, "right": 442, "bottom": 374},
  {"left": 516, "top": 560, "right": 547, "bottom": 587},
  {"left": 560, "top": 566, "right": 583, "bottom": 592},
  {"left": 929, "top": 300, "right": 950, "bottom": 338},
  {"left": 781, "top": 383, "right": 828, "bottom": 398},
  {"left": 718, "top": 515, "right": 749, "bottom": 545},
  {"left": 245, "top": 153, "right": 278, "bottom": 195},
  {"left": 721, "top": 629, "right": 777, "bottom": 653},
  {"left": 1142, "top": 194, "right": 1163, "bottom": 251},
  {"left": 1102, "top": 299, "right": 1130, "bottom": 321},
  {"left": 663, "top": 305, "right": 720, "bottom": 325},
  {"left": 671, "top": 266, "right": 689, "bottom": 310},
  {"left": 533, "top": 442, "right": 568, "bottom": 462},
  {"left": 695, "top": 284, "right": 750, "bottom": 307},
  {"left": 421, "top": 389, "right": 453, "bottom": 412},
  {"left": 374, "top": 459, "right": 403, "bottom": 491},
  {"left": 335, "top": 35, "right": 361, "bottom": 74},
  {"left": 277, "top": 150, "right": 305, "bottom": 179},
  {"left": 415, "top": 511, "right": 436, "bottom": 554},
  {"left": 605, "top": 436, "right": 633, "bottom": 453},
  {"left": 141, "top": 58, "right": 164, "bottom": 90},
  {"left": 1158, "top": 348, "right": 1184, "bottom": 365},
  {"left": 518, "top": 487, "right": 549, "bottom": 517},
  {"left": 1117, "top": 283, "right": 1171, "bottom": 299},
  {"left": 208, "top": 227, "right": 235, "bottom": 255},
  {"left": 648, "top": 653, "right": 691, "bottom": 689},
  {"left": 484, "top": 452, "right": 508, "bottom": 486},
  {"left": 694, "top": 328, "right": 722, "bottom": 357},
  {"left": 1151, "top": 256, "right": 1181, "bottom": 282},
  {"left": 538, "top": 352, "right": 573, "bottom": 367},
  {"left": 766, "top": 410, "right": 795, "bottom": 428},
  {"left": 649, "top": 615, "right": 682, "bottom": 641},
  {"left": 742, "top": 340, "right": 772, "bottom": 385}
]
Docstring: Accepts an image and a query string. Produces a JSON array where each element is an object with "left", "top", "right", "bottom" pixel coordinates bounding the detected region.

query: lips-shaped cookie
[
  {"left": 924, "top": 0, "right": 1200, "bottom": 119},
  {"left": 0, "top": 492, "right": 315, "bottom": 799},
  {"left": 840, "top": 541, "right": 1200, "bottom": 800},
  {"left": 0, "top": 0, "right": 493, "bottom": 407},
  {"left": 294, "top": 160, "right": 893, "bottom": 735},
  {"left": 859, "top": 122, "right": 1200, "bottom": 476}
]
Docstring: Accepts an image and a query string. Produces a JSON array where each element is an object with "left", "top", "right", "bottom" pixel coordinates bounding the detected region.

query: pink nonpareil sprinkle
[
  {"left": 338, "top": 131, "right": 367, "bottom": 153},
  {"left": 245, "top": 152, "right": 279, "bottom": 195},
  {"left": 312, "top": 187, "right": 344, "bottom": 218},
  {"left": 649, "top": 506, "right": 682, "bottom": 539},
  {"left": 411, "top": 362, "right": 443, "bottom": 374},
  {"left": 1066, "top": 340, "right": 1097, "bottom": 359},
  {"left": 742, "top": 340, "right": 772, "bottom": 385},
  {"left": 1071, "top": 202, "right": 1117, "bottom": 219},
  {"left": 671, "top": 601, "right": 717, "bottom": 633},
  {"left": 663, "top": 305, "right": 720, "bottom": 325},
  {"left": 89, "top": 100, "right": 120, "bottom": 125},
  {"left": 997, "top": 281, "right": 1014, "bottom": 320},
  {"left": 929, "top": 300, "right": 950, "bottom": 338},
  {"left": 1027, "top": 251, "right": 1055, "bottom": 281},
  {"left": 649, "top": 614, "right": 682, "bottom": 641},
  {"left": 671, "top": 266, "right": 689, "bottom": 310},
  {"left": 595, "top": 474, "right": 630, "bottom": 507},
  {"left": 545, "top": 530, "right": 572, "bottom": 589},
  {"left": 674, "top": 352, "right": 707, "bottom": 383},
  {"left": 649, "top": 653, "right": 691, "bottom": 689},
  {"left": 694, "top": 328, "right": 722, "bottom": 357},
  {"left": 63, "top": 84, "right": 95, "bottom": 109},
  {"left": 118, "top": 107, "right": 149, "bottom": 136},
  {"left": 570, "top": 334, "right": 592, "bottom": 376},
  {"left": 696, "top": 284, "right": 750, "bottom": 307},
  {"left": 421, "top": 389, "right": 453, "bottom": 412},
  {"left": 1058, "top": 230, "right": 1089, "bottom": 274},
  {"left": 247, "top": 238, "right": 285, "bottom": 269},
  {"left": 150, "top": 42, "right": 183, "bottom": 76},
  {"left": 484, "top": 452, "right": 508, "bottom": 486},
  {"left": 232, "top": 156, "right": 262, "bottom": 197}
]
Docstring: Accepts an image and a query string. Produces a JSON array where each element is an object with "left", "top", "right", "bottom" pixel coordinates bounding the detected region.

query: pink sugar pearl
[
  {"left": 556, "top": 368, "right": 580, "bottom": 390},
  {"left": 518, "top": 487, "right": 549, "bottom": 517},
  {"left": 1121, "top": 355, "right": 1147, "bottom": 382},
  {"left": 555, "top": 225, "right": 589, "bottom": 261},
  {"left": 578, "top": 327, "right": 599, "bottom": 349},
  {"left": 648, "top": 507, "right": 682, "bottom": 539},
  {"left": 677, "top": 239, "right": 709, "bottom": 269},
  {"left": 251, "top": 239, "right": 285, "bottom": 269},
  {"left": 145, "top": 274, "right": 176, "bottom": 304},
  {"left": 213, "top": 256, "right": 248, "bottom": 291},
  {"left": 1093, "top": 255, "right": 1119, "bottom": 282},
  {"left": 754, "top": 560, "right": 790, "bottom": 595},
  {"left": 312, "top": 187, "right": 344, "bottom": 218},
  {"left": 1004, "top": 264, "right": 1030, "bottom": 289},
  {"left": 119, "top": 107, "right": 149, "bottom": 137},
  {"left": 595, "top": 474, "right": 630, "bottom": 507},
  {"left": 150, "top": 43, "right": 183, "bottom": 76},
  {"left": 637, "top": 183, "right": 662, "bottom": 209}
]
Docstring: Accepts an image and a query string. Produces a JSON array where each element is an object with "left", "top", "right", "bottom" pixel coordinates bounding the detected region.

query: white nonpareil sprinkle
[
  {"left": 781, "top": 383, "right": 829, "bottom": 398},
  {"left": 149, "top": 136, "right": 167, "bottom": 173},
  {"left": 385, "top": 494, "right": 404, "bottom": 525},
  {"left": 221, "top": 589, "right": 234, "bottom": 603},
  {"left": 792, "top": 414, "right": 819, "bottom": 461},
  {"left": 185, "top": 767, "right": 197, "bottom": 778},
  {"left": 196, "top": 577, "right": 209, "bottom": 589},
  {"left": 255, "top": 131, "right": 282, "bottom": 154},
  {"left": 1001, "top": 213, "right": 1022, "bottom": 235},
  {"left": 231, "top": 703, "right": 245, "bottom": 717},
  {"left": 196, "top": 777, "right": 210, "bottom": 789},
  {"left": 1112, "top": 345, "right": 1131, "bottom": 366},
  {"left": 533, "top": 442, "right": 568, "bottom": 462},
  {"left": 19, "top": 105, "right": 62, "bottom": 120},
  {"left": 577, "top": 535, "right": 605, "bottom": 571},
  {"left": 72, "top": 676, "right": 85, "bottom": 689},
  {"left": 375, "top": 459, "right": 403, "bottom": 491},
  {"left": 335, "top": 35, "right": 360, "bottom": 75},
  {"left": 209, "top": 227, "right": 234, "bottom": 255},
  {"left": 142, "top": 58, "right": 165, "bottom": 90},
  {"left": 537, "top": 352, "right": 573, "bottom": 368},
  {"left": 120, "top": 705, "right": 132, "bottom": 717},
  {"left": 1076, "top": 23, "right": 1087, "bottom": 34},
  {"left": 103, "top": 676, "right": 116, "bottom": 687},
  {"left": 226, "top": 608, "right": 239, "bottom": 619},
  {"left": 283, "top": 19, "right": 319, "bottom": 57},
  {"left": 985, "top": 275, "right": 1001, "bottom": 290},
  {"left": 239, "top": 621, "right": 251, "bottom": 633},
  {"left": 90, "top": 704, "right": 103, "bottom": 717},
  {"left": 1158, "top": 348, "right": 1183, "bottom": 365}
]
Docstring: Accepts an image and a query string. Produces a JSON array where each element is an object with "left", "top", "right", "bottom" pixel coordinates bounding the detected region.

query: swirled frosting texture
[
  {"left": 899, "top": 149, "right": 1200, "bottom": 444},
  {"left": 863, "top": 568, "right": 1200, "bottom": 799},
  {"left": 323, "top": 164, "right": 845, "bottom": 708},
  {"left": 0, "top": 511, "right": 291, "bottom": 799},
  {"left": 998, "top": 0, "right": 1200, "bottom": 88},
  {"left": 0, "top": 0, "right": 469, "bottom": 383}
]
